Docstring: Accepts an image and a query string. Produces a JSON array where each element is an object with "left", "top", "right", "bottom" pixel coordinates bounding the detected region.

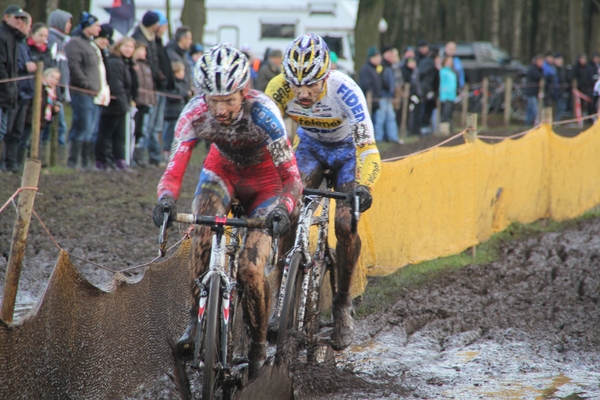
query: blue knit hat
[
  {"left": 154, "top": 10, "right": 168, "bottom": 26},
  {"left": 367, "top": 46, "right": 379, "bottom": 59}
]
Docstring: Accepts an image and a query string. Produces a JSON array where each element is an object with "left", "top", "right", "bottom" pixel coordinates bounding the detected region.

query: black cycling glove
[
  {"left": 152, "top": 196, "right": 177, "bottom": 228},
  {"left": 266, "top": 204, "right": 291, "bottom": 237},
  {"left": 351, "top": 185, "right": 373, "bottom": 213}
]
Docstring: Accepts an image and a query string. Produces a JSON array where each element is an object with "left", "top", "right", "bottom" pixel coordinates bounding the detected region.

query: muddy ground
[{"left": 2, "top": 124, "right": 599, "bottom": 399}]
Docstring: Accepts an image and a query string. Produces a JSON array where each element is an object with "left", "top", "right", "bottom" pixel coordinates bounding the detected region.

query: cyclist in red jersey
[{"left": 152, "top": 44, "right": 302, "bottom": 376}]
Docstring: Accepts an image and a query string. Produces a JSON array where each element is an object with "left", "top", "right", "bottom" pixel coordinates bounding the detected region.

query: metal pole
[
  {"left": 504, "top": 76, "right": 513, "bottom": 126},
  {"left": 29, "top": 61, "right": 43, "bottom": 160},
  {"left": 1, "top": 159, "right": 42, "bottom": 322},
  {"left": 481, "top": 77, "right": 489, "bottom": 128}
]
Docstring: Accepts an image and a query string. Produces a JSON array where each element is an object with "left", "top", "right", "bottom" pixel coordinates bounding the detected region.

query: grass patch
[{"left": 355, "top": 209, "right": 600, "bottom": 318}]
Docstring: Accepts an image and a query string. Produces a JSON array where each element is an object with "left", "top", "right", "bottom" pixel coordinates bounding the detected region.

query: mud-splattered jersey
[
  {"left": 265, "top": 70, "right": 381, "bottom": 188},
  {"left": 157, "top": 90, "right": 302, "bottom": 214}
]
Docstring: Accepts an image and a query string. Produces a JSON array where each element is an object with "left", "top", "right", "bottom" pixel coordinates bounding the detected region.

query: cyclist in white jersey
[{"left": 265, "top": 33, "right": 381, "bottom": 350}]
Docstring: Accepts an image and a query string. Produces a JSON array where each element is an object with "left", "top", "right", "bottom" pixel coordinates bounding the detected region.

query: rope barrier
[
  {"left": 0, "top": 187, "right": 38, "bottom": 215},
  {"left": 381, "top": 130, "right": 466, "bottom": 162},
  {"left": 29, "top": 205, "right": 194, "bottom": 274}
]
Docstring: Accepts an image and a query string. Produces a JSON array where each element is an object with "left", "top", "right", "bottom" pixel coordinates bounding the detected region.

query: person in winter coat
[
  {"left": 255, "top": 48, "right": 282, "bottom": 91},
  {"left": 358, "top": 46, "right": 383, "bottom": 121},
  {"left": 401, "top": 58, "right": 422, "bottom": 135},
  {"left": 132, "top": 41, "right": 155, "bottom": 167},
  {"left": 132, "top": 10, "right": 173, "bottom": 167},
  {"left": 47, "top": 9, "right": 72, "bottom": 164},
  {"left": 165, "top": 26, "right": 192, "bottom": 90},
  {"left": 2, "top": 10, "right": 30, "bottom": 172},
  {"left": 523, "top": 54, "right": 544, "bottom": 126},
  {"left": 65, "top": 12, "right": 101, "bottom": 170},
  {"left": 95, "top": 37, "right": 137, "bottom": 171},
  {"left": 439, "top": 56, "right": 457, "bottom": 129},
  {"left": 553, "top": 54, "right": 570, "bottom": 121},
  {"left": 417, "top": 46, "right": 439, "bottom": 135},
  {"left": 0, "top": 5, "right": 27, "bottom": 167},
  {"left": 375, "top": 46, "right": 399, "bottom": 143},
  {"left": 162, "top": 61, "right": 190, "bottom": 160}
]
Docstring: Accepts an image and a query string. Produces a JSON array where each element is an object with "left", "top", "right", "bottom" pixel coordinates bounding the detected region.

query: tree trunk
[
  {"left": 490, "top": 0, "right": 500, "bottom": 46},
  {"left": 354, "top": 0, "right": 385, "bottom": 75},
  {"left": 58, "top": 0, "right": 90, "bottom": 27},
  {"left": 25, "top": 0, "right": 46, "bottom": 23},
  {"left": 181, "top": 0, "right": 206, "bottom": 47},
  {"left": 512, "top": 0, "right": 524, "bottom": 61},
  {"left": 570, "top": 0, "right": 585, "bottom": 62}
]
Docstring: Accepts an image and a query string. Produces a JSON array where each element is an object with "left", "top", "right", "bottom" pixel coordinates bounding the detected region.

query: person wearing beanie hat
[
  {"left": 154, "top": 10, "right": 168, "bottom": 26},
  {"left": 132, "top": 9, "right": 174, "bottom": 167},
  {"left": 366, "top": 45, "right": 379, "bottom": 59},
  {"left": 47, "top": 9, "right": 73, "bottom": 164},
  {"left": 376, "top": 45, "right": 399, "bottom": 143},
  {"left": 142, "top": 11, "right": 159, "bottom": 28},
  {"left": 65, "top": 11, "right": 103, "bottom": 170}
]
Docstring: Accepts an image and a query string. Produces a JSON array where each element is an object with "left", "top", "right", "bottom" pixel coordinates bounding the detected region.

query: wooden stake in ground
[
  {"left": 461, "top": 83, "right": 470, "bottom": 127},
  {"left": 504, "top": 76, "right": 513, "bottom": 126},
  {"left": 400, "top": 83, "right": 410, "bottom": 139},
  {"left": 1, "top": 61, "right": 44, "bottom": 323},
  {"left": 481, "top": 77, "right": 489, "bottom": 129},
  {"left": 465, "top": 113, "right": 478, "bottom": 143},
  {"left": 1, "top": 160, "right": 41, "bottom": 322},
  {"left": 29, "top": 62, "right": 43, "bottom": 160}
]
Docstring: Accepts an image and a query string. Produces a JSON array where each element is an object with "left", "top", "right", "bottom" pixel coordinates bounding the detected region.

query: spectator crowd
[
  {"left": 1, "top": 3, "right": 598, "bottom": 174},
  {"left": 0, "top": 5, "right": 204, "bottom": 173}
]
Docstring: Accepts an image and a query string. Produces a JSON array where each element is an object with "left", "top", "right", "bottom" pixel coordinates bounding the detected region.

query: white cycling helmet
[{"left": 194, "top": 43, "right": 250, "bottom": 95}]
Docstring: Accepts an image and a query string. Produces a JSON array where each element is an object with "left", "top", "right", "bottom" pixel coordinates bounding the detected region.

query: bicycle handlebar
[
  {"left": 174, "top": 213, "right": 266, "bottom": 229},
  {"left": 302, "top": 187, "right": 350, "bottom": 201}
]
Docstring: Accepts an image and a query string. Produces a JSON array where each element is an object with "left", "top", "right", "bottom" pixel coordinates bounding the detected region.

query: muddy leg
[
  {"left": 176, "top": 192, "right": 228, "bottom": 354},
  {"left": 331, "top": 183, "right": 361, "bottom": 350},
  {"left": 238, "top": 230, "right": 273, "bottom": 377}
]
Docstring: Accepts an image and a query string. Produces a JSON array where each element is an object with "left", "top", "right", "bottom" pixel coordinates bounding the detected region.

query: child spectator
[
  {"left": 19, "top": 68, "right": 61, "bottom": 165},
  {"left": 162, "top": 61, "right": 191, "bottom": 160},
  {"left": 95, "top": 37, "right": 137, "bottom": 171},
  {"left": 132, "top": 41, "right": 155, "bottom": 167},
  {"left": 439, "top": 56, "right": 457, "bottom": 130}
]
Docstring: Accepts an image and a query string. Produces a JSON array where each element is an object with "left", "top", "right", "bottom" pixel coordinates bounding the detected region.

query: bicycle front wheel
[
  {"left": 275, "top": 251, "right": 304, "bottom": 364},
  {"left": 202, "top": 273, "right": 221, "bottom": 400}
]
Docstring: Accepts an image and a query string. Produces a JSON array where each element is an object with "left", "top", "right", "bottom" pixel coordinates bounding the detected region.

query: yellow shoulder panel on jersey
[{"left": 265, "top": 74, "right": 294, "bottom": 117}]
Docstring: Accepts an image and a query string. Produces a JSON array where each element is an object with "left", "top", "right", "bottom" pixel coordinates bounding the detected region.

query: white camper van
[{"left": 89, "top": 0, "right": 358, "bottom": 73}]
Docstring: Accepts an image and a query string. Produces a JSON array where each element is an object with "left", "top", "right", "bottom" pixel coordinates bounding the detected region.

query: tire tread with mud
[
  {"left": 202, "top": 274, "right": 221, "bottom": 400},
  {"left": 276, "top": 252, "right": 304, "bottom": 364}
]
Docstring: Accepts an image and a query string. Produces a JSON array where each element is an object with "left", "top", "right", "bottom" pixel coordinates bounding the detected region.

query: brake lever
[
  {"left": 158, "top": 210, "right": 170, "bottom": 257},
  {"left": 354, "top": 194, "right": 360, "bottom": 224}
]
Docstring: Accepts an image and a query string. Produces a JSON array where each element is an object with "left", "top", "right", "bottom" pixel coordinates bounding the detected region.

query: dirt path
[{"left": 2, "top": 132, "right": 599, "bottom": 398}]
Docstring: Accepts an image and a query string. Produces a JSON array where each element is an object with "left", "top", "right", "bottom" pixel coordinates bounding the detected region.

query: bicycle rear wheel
[
  {"left": 275, "top": 251, "right": 304, "bottom": 364},
  {"left": 202, "top": 273, "right": 221, "bottom": 400}
]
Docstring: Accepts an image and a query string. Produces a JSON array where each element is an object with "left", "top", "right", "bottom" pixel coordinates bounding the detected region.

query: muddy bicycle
[
  {"left": 160, "top": 207, "right": 278, "bottom": 400},
  {"left": 274, "top": 170, "right": 360, "bottom": 365}
]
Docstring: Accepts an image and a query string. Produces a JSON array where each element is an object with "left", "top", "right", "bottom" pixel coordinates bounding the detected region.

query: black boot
[
  {"left": 176, "top": 307, "right": 198, "bottom": 356},
  {"left": 4, "top": 140, "right": 19, "bottom": 172},
  {"left": 81, "top": 141, "right": 94, "bottom": 170},
  {"left": 67, "top": 141, "right": 82, "bottom": 169}
]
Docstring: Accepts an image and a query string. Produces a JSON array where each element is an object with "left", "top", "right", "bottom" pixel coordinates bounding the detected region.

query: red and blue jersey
[{"left": 157, "top": 90, "right": 302, "bottom": 215}]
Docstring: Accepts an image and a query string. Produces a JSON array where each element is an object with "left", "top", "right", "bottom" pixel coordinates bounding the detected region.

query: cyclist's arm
[
  {"left": 251, "top": 98, "right": 302, "bottom": 214},
  {"left": 157, "top": 98, "right": 203, "bottom": 200},
  {"left": 335, "top": 76, "right": 382, "bottom": 189}
]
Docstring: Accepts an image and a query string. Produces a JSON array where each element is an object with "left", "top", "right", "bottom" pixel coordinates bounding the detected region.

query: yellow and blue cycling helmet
[{"left": 282, "top": 33, "right": 331, "bottom": 86}]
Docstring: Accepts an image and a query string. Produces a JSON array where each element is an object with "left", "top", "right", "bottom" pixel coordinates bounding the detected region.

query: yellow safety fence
[{"left": 345, "top": 121, "right": 600, "bottom": 296}]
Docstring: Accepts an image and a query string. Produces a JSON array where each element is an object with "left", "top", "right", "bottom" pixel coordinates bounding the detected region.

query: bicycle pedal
[{"left": 190, "top": 360, "right": 204, "bottom": 370}]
